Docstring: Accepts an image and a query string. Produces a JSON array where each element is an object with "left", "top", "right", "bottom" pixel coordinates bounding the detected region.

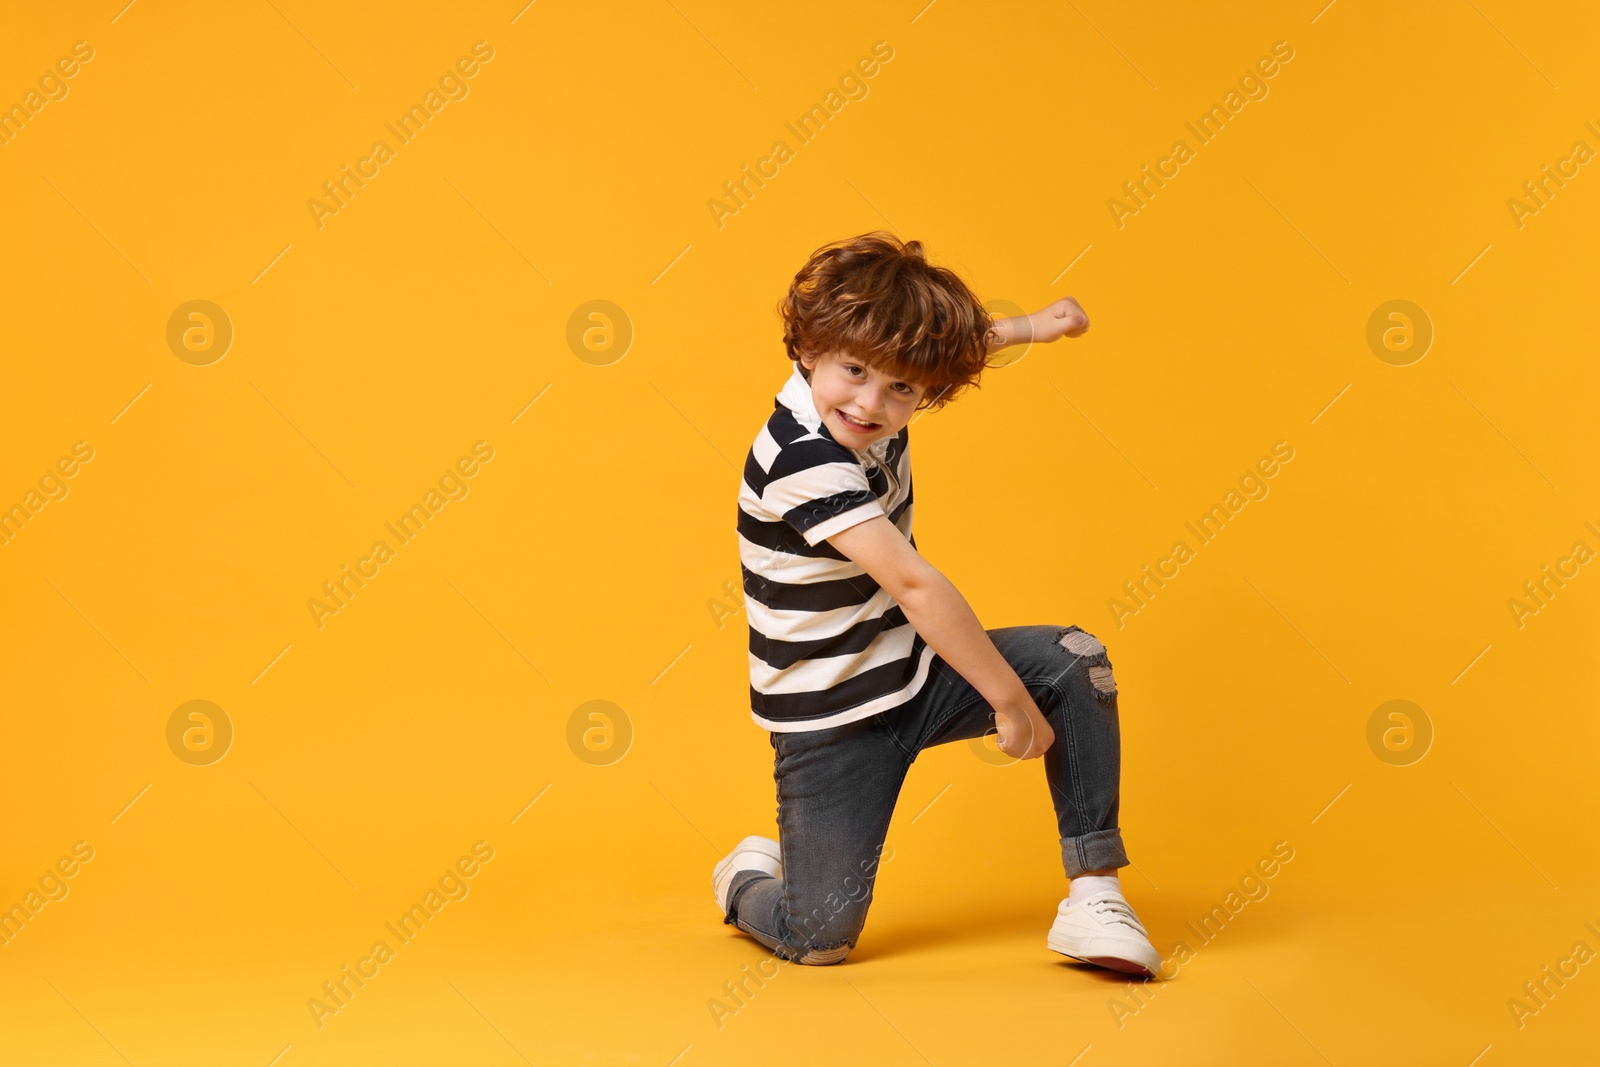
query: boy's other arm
[{"left": 825, "top": 516, "right": 1055, "bottom": 760}]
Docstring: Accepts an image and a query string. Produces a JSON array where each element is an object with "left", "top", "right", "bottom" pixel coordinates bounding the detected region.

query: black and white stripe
[{"left": 737, "top": 366, "right": 935, "bottom": 731}]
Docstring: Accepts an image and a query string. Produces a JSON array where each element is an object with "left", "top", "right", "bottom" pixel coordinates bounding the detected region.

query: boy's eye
[{"left": 846, "top": 365, "right": 914, "bottom": 393}]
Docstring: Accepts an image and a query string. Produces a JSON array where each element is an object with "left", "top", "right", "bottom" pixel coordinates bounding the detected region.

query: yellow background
[{"left": 2, "top": 1, "right": 1596, "bottom": 1064}]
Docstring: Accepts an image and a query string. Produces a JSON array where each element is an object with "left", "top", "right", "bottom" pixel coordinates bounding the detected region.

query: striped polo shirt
[{"left": 737, "top": 364, "right": 935, "bottom": 732}]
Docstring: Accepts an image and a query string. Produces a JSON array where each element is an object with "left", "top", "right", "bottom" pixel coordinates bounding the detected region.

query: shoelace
[{"left": 1083, "top": 894, "right": 1148, "bottom": 936}]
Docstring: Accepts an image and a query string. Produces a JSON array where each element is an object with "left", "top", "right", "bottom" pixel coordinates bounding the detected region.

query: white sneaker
[
  {"left": 712, "top": 835, "right": 783, "bottom": 913},
  {"left": 1047, "top": 890, "right": 1162, "bottom": 977}
]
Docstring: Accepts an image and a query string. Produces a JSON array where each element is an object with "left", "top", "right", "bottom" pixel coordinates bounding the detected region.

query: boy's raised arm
[
  {"left": 826, "top": 515, "right": 1055, "bottom": 760},
  {"left": 985, "top": 296, "right": 1090, "bottom": 353}
]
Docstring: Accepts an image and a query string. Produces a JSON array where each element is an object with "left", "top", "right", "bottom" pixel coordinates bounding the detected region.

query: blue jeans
[{"left": 724, "top": 624, "right": 1129, "bottom": 964}]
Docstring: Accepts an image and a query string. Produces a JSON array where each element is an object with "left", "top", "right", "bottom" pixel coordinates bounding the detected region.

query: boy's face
[{"left": 798, "top": 349, "right": 928, "bottom": 448}]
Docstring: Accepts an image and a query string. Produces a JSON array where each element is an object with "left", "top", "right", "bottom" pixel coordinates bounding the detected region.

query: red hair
[{"left": 778, "top": 231, "right": 993, "bottom": 412}]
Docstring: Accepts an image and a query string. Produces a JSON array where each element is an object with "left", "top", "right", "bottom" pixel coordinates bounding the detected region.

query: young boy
[{"left": 716, "top": 231, "right": 1160, "bottom": 976}]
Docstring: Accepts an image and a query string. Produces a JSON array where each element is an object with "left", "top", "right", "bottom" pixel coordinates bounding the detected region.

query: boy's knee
[
  {"left": 1056, "top": 626, "right": 1117, "bottom": 701},
  {"left": 796, "top": 941, "right": 853, "bottom": 965},
  {"left": 788, "top": 896, "right": 869, "bottom": 963},
  {"left": 1056, "top": 625, "right": 1107, "bottom": 660}
]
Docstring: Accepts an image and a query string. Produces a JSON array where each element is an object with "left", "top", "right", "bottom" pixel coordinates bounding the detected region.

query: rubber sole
[
  {"left": 1047, "top": 933, "right": 1159, "bottom": 978},
  {"left": 1052, "top": 948, "right": 1155, "bottom": 978}
]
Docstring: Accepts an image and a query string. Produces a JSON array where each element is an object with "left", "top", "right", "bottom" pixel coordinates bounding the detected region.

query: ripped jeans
[{"left": 723, "top": 624, "right": 1129, "bottom": 965}]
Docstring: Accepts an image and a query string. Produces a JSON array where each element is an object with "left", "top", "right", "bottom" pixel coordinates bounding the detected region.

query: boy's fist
[
  {"left": 992, "top": 698, "right": 1055, "bottom": 761},
  {"left": 1029, "top": 297, "right": 1089, "bottom": 342}
]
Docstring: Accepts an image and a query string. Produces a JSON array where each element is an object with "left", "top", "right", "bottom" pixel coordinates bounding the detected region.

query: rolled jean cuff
[
  {"left": 1062, "top": 828, "right": 1128, "bottom": 878},
  {"left": 723, "top": 869, "right": 770, "bottom": 924}
]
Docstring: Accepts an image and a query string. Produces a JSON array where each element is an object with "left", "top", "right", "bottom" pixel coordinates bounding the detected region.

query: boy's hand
[
  {"left": 992, "top": 695, "right": 1055, "bottom": 760},
  {"left": 1029, "top": 296, "right": 1090, "bottom": 342}
]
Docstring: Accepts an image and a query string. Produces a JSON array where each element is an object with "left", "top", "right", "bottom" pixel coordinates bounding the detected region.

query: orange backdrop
[{"left": 1, "top": 1, "right": 1596, "bottom": 1064}]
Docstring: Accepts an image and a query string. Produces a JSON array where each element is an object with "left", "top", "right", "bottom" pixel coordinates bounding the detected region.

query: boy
[{"left": 718, "top": 231, "right": 1159, "bottom": 977}]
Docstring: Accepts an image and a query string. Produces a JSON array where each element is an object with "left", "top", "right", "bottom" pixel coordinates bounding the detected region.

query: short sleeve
[{"left": 761, "top": 441, "right": 885, "bottom": 547}]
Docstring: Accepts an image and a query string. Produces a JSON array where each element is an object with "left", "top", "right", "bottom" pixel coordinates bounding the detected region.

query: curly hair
[{"left": 778, "top": 231, "right": 993, "bottom": 414}]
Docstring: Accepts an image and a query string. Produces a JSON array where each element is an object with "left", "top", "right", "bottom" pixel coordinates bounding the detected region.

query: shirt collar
[{"left": 776, "top": 364, "right": 894, "bottom": 467}]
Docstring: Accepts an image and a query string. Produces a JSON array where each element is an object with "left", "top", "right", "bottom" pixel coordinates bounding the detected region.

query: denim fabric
[{"left": 723, "top": 624, "right": 1129, "bottom": 964}]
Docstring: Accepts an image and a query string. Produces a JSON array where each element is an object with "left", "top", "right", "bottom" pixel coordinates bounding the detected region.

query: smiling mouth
[{"left": 837, "top": 411, "right": 880, "bottom": 431}]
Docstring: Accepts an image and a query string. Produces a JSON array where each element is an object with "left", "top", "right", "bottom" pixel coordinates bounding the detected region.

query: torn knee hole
[
  {"left": 1058, "top": 628, "right": 1117, "bottom": 699},
  {"left": 1087, "top": 664, "right": 1117, "bottom": 698},
  {"left": 798, "top": 942, "right": 851, "bottom": 965},
  {"left": 1057, "top": 627, "right": 1104, "bottom": 659}
]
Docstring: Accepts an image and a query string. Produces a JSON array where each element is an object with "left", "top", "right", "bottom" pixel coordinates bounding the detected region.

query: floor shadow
[
  {"left": 847, "top": 900, "right": 1057, "bottom": 962},
  {"left": 845, "top": 888, "right": 1304, "bottom": 967}
]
